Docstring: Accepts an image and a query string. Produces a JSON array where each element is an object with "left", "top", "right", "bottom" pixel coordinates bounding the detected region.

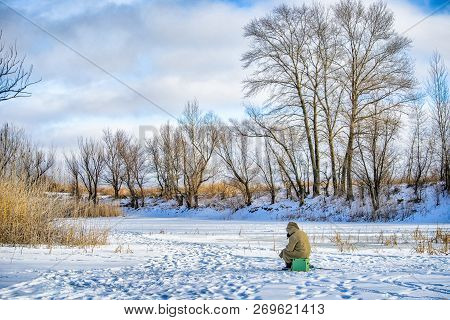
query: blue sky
[
  {"left": 409, "top": 0, "right": 450, "bottom": 11},
  {"left": 0, "top": 0, "right": 449, "bottom": 150}
]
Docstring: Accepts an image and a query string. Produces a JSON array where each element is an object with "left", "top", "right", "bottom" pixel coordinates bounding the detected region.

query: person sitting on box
[{"left": 279, "top": 221, "right": 311, "bottom": 270}]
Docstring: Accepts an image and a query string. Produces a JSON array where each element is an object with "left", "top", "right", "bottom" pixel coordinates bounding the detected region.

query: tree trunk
[
  {"left": 140, "top": 188, "right": 145, "bottom": 207},
  {"left": 345, "top": 120, "right": 355, "bottom": 201},
  {"left": 328, "top": 131, "right": 338, "bottom": 196},
  {"left": 445, "top": 147, "right": 450, "bottom": 192},
  {"left": 296, "top": 84, "right": 320, "bottom": 197},
  {"left": 185, "top": 193, "right": 193, "bottom": 209},
  {"left": 339, "top": 153, "right": 347, "bottom": 196},
  {"left": 270, "top": 189, "right": 275, "bottom": 204},
  {"left": 306, "top": 168, "right": 310, "bottom": 195},
  {"left": 194, "top": 194, "right": 199, "bottom": 208},
  {"left": 244, "top": 183, "right": 252, "bottom": 206},
  {"left": 175, "top": 194, "right": 183, "bottom": 206},
  {"left": 312, "top": 99, "right": 321, "bottom": 197},
  {"left": 286, "top": 184, "right": 292, "bottom": 200}
]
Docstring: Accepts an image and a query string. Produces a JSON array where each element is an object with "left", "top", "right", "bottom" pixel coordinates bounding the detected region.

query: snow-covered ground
[
  {"left": 0, "top": 217, "right": 448, "bottom": 299},
  {"left": 125, "top": 183, "right": 450, "bottom": 223}
]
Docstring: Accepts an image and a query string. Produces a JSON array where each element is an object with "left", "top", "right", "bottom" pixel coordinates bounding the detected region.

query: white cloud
[{"left": 0, "top": 0, "right": 448, "bottom": 151}]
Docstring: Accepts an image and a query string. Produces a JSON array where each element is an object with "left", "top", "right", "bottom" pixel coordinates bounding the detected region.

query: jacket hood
[{"left": 286, "top": 221, "right": 300, "bottom": 235}]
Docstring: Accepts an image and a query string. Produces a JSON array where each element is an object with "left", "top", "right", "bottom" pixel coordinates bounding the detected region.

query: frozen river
[{"left": 0, "top": 217, "right": 449, "bottom": 299}]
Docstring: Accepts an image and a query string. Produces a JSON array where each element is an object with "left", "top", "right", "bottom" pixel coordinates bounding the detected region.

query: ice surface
[{"left": 0, "top": 218, "right": 448, "bottom": 299}]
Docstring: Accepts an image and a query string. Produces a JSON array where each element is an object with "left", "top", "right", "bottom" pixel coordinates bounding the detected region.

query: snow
[
  {"left": 124, "top": 184, "right": 449, "bottom": 223},
  {"left": 0, "top": 218, "right": 449, "bottom": 299}
]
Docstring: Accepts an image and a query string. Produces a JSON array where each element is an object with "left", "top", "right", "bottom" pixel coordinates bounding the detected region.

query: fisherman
[{"left": 279, "top": 221, "right": 311, "bottom": 270}]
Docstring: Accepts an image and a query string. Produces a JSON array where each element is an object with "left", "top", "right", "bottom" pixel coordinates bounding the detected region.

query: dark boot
[{"left": 281, "top": 262, "right": 292, "bottom": 271}]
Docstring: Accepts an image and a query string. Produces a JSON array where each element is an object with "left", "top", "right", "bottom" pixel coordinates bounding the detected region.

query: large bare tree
[
  {"left": 0, "top": 123, "right": 23, "bottom": 177},
  {"left": 19, "top": 143, "right": 55, "bottom": 186},
  {"left": 244, "top": 109, "right": 307, "bottom": 205},
  {"left": 0, "top": 123, "right": 54, "bottom": 184},
  {"left": 333, "top": 0, "right": 415, "bottom": 200},
  {"left": 147, "top": 123, "right": 183, "bottom": 204},
  {"left": 310, "top": 4, "right": 346, "bottom": 197},
  {"left": 242, "top": 4, "right": 322, "bottom": 197},
  {"left": 427, "top": 52, "right": 449, "bottom": 192},
  {"left": 405, "top": 103, "right": 433, "bottom": 200},
  {"left": 255, "top": 138, "right": 277, "bottom": 204},
  {"left": 354, "top": 107, "right": 400, "bottom": 218},
  {"left": 0, "top": 30, "right": 38, "bottom": 103},
  {"left": 76, "top": 138, "right": 105, "bottom": 204},
  {"left": 64, "top": 152, "right": 80, "bottom": 199},
  {"left": 117, "top": 132, "right": 149, "bottom": 209},
  {"left": 217, "top": 125, "right": 258, "bottom": 206},
  {"left": 102, "top": 129, "right": 125, "bottom": 199},
  {"left": 179, "top": 101, "right": 219, "bottom": 208}
]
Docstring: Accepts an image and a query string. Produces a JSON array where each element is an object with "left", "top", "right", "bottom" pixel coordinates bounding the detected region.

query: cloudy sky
[{"left": 0, "top": 0, "right": 449, "bottom": 150}]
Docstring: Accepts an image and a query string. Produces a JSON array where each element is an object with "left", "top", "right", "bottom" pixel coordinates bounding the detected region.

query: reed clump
[
  {"left": 0, "top": 178, "right": 110, "bottom": 247},
  {"left": 412, "top": 226, "right": 449, "bottom": 255},
  {"left": 62, "top": 201, "right": 122, "bottom": 218},
  {"left": 331, "top": 231, "right": 357, "bottom": 252}
]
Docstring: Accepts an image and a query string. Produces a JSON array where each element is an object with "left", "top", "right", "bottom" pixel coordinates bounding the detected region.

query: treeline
[
  {"left": 0, "top": 124, "right": 55, "bottom": 185},
  {"left": 0, "top": 28, "right": 119, "bottom": 246},
  {"left": 239, "top": 0, "right": 447, "bottom": 206},
  {"left": 132, "top": 1, "right": 448, "bottom": 214},
  {"left": 1, "top": 0, "right": 449, "bottom": 218}
]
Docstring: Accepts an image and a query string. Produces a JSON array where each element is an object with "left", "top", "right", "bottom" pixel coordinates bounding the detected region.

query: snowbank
[{"left": 124, "top": 184, "right": 449, "bottom": 223}]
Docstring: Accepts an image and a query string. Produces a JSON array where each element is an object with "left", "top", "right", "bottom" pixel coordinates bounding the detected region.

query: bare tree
[
  {"left": 64, "top": 152, "right": 80, "bottom": 199},
  {"left": 163, "top": 125, "right": 184, "bottom": 205},
  {"left": 242, "top": 4, "right": 322, "bottom": 197},
  {"left": 354, "top": 107, "right": 400, "bottom": 218},
  {"left": 320, "top": 163, "right": 333, "bottom": 197},
  {"left": 76, "top": 138, "right": 105, "bottom": 204},
  {"left": 0, "top": 123, "right": 23, "bottom": 177},
  {"left": 117, "top": 132, "right": 138, "bottom": 208},
  {"left": 132, "top": 142, "right": 149, "bottom": 208},
  {"left": 217, "top": 125, "right": 258, "bottom": 206},
  {"left": 147, "top": 135, "right": 165, "bottom": 197},
  {"left": 427, "top": 52, "right": 450, "bottom": 192},
  {"left": 0, "top": 123, "right": 53, "bottom": 184},
  {"left": 244, "top": 109, "right": 307, "bottom": 205},
  {"left": 102, "top": 129, "right": 124, "bottom": 198},
  {"left": 0, "top": 30, "right": 38, "bottom": 103},
  {"left": 179, "top": 101, "right": 219, "bottom": 208},
  {"left": 19, "top": 143, "right": 55, "bottom": 186},
  {"left": 255, "top": 138, "right": 277, "bottom": 204},
  {"left": 117, "top": 132, "right": 149, "bottom": 209},
  {"left": 333, "top": 0, "right": 415, "bottom": 200},
  {"left": 405, "top": 103, "right": 433, "bottom": 200},
  {"left": 311, "top": 4, "right": 346, "bottom": 196},
  {"left": 147, "top": 123, "right": 183, "bottom": 204}
]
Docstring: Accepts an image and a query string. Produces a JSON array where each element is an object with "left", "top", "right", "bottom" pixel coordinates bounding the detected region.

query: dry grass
[
  {"left": 62, "top": 201, "right": 123, "bottom": 218},
  {"left": 377, "top": 230, "right": 398, "bottom": 248},
  {"left": 331, "top": 231, "right": 357, "bottom": 252},
  {"left": 0, "top": 178, "right": 109, "bottom": 247},
  {"left": 198, "top": 182, "right": 239, "bottom": 198},
  {"left": 198, "top": 182, "right": 270, "bottom": 199},
  {"left": 412, "top": 226, "right": 449, "bottom": 255},
  {"left": 46, "top": 180, "right": 72, "bottom": 193},
  {"left": 52, "top": 224, "right": 109, "bottom": 247},
  {"left": 384, "top": 234, "right": 398, "bottom": 248},
  {"left": 96, "top": 186, "right": 159, "bottom": 198},
  {"left": 377, "top": 230, "right": 385, "bottom": 244},
  {"left": 114, "top": 243, "right": 133, "bottom": 254}
]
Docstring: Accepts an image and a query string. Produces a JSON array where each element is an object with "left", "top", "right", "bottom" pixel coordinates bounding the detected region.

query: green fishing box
[{"left": 291, "top": 258, "right": 310, "bottom": 272}]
